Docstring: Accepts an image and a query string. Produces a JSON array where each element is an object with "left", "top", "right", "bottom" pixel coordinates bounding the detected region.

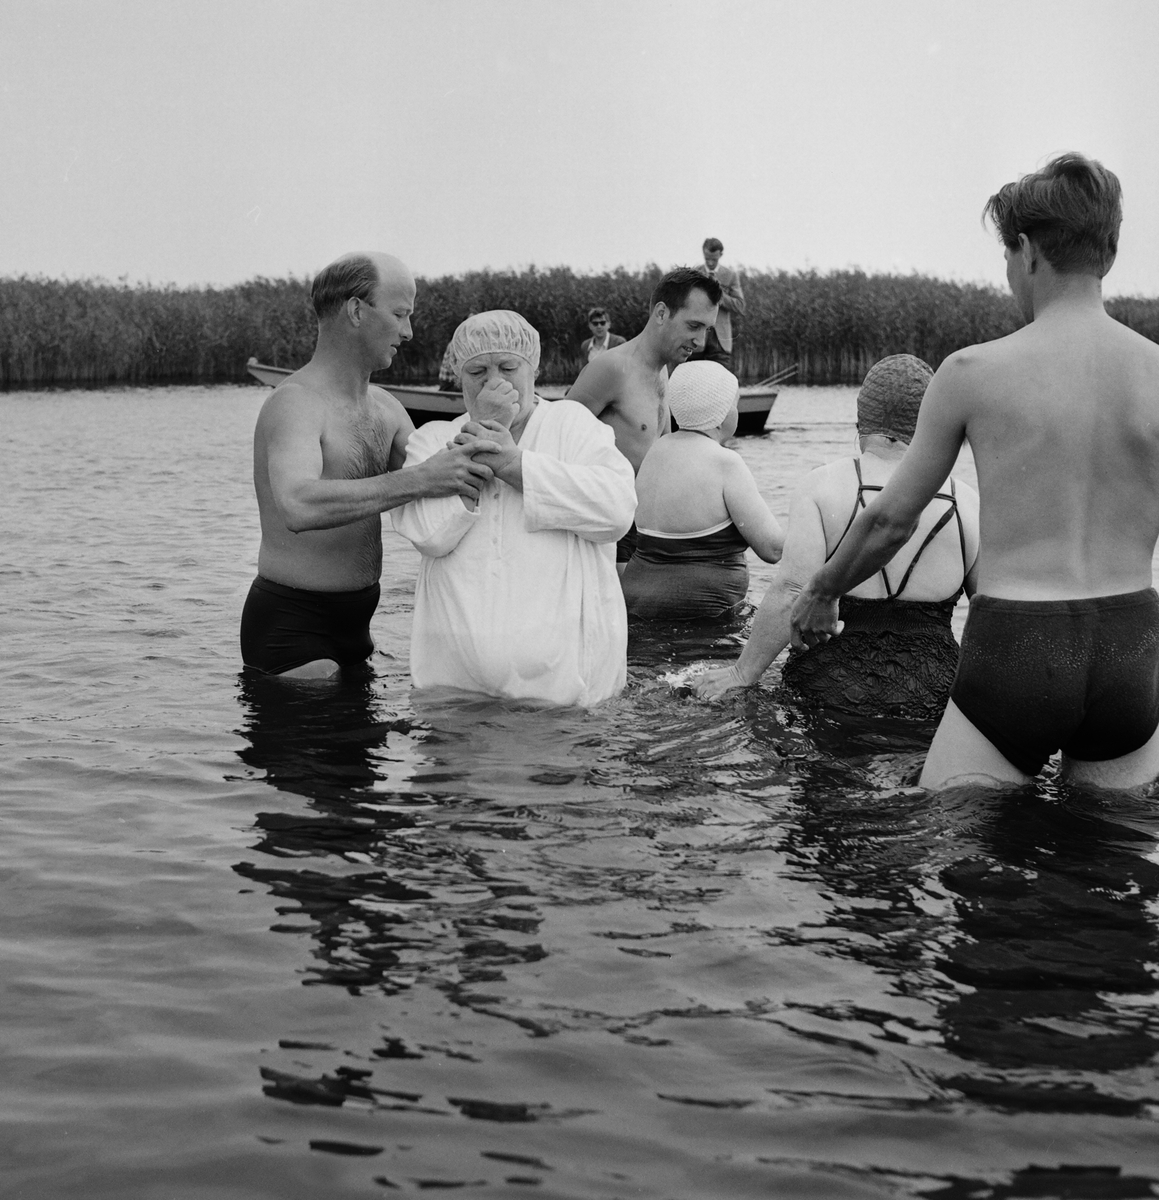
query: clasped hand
[
  {"left": 451, "top": 420, "right": 521, "bottom": 487},
  {"left": 788, "top": 583, "right": 843, "bottom": 650}
]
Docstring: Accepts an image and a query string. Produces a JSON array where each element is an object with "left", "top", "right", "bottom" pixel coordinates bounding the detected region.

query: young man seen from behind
[{"left": 791, "top": 153, "right": 1159, "bottom": 790}]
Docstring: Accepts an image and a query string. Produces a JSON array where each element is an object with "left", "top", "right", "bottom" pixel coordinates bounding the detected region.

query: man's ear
[
  {"left": 652, "top": 302, "right": 668, "bottom": 325},
  {"left": 1017, "top": 233, "right": 1039, "bottom": 274},
  {"left": 346, "top": 296, "right": 364, "bottom": 325}
]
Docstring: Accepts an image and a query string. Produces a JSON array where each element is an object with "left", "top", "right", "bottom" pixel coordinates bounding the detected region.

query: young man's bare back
[
  {"left": 567, "top": 267, "right": 722, "bottom": 568},
  {"left": 791, "top": 154, "right": 1159, "bottom": 790},
  {"left": 242, "top": 252, "right": 494, "bottom": 679}
]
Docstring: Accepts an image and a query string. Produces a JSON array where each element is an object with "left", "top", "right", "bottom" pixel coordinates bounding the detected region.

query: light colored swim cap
[
  {"left": 856, "top": 354, "right": 934, "bottom": 442},
  {"left": 667, "top": 361, "right": 740, "bottom": 433},
  {"left": 447, "top": 310, "right": 541, "bottom": 379}
]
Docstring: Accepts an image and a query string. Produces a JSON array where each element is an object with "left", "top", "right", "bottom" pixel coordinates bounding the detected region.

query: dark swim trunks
[
  {"left": 240, "top": 576, "right": 380, "bottom": 675},
  {"left": 950, "top": 589, "right": 1159, "bottom": 776},
  {"left": 616, "top": 522, "right": 639, "bottom": 565}
]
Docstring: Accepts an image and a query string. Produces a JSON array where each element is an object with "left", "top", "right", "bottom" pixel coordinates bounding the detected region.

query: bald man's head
[{"left": 310, "top": 252, "right": 413, "bottom": 321}]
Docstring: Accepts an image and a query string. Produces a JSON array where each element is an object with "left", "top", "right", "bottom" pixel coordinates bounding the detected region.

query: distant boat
[
  {"left": 246, "top": 357, "right": 781, "bottom": 434},
  {"left": 732, "top": 386, "right": 779, "bottom": 436},
  {"left": 245, "top": 358, "right": 465, "bottom": 424}
]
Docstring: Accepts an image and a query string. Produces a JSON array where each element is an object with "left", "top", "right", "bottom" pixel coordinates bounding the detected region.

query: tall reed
[{"left": 4, "top": 269, "right": 1158, "bottom": 390}]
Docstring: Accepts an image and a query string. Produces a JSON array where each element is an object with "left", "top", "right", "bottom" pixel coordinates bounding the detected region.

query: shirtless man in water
[
  {"left": 242, "top": 251, "right": 496, "bottom": 679},
  {"left": 567, "top": 267, "right": 722, "bottom": 568},
  {"left": 792, "top": 153, "right": 1159, "bottom": 790}
]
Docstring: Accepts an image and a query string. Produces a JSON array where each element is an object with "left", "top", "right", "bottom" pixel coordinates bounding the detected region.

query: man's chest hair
[{"left": 325, "top": 407, "right": 395, "bottom": 480}]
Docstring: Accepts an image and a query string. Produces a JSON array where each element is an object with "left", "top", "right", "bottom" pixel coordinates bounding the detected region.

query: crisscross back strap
[
  {"left": 889, "top": 503, "right": 956, "bottom": 598},
  {"left": 827, "top": 459, "right": 959, "bottom": 598}
]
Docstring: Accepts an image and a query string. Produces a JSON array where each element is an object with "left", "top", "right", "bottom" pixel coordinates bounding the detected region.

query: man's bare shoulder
[
  {"left": 938, "top": 334, "right": 1019, "bottom": 376},
  {"left": 369, "top": 384, "right": 414, "bottom": 427},
  {"left": 569, "top": 349, "right": 631, "bottom": 410},
  {"left": 921, "top": 337, "right": 1026, "bottom": 411},
  {"left": 256, "top": 378, "right": 328, "bottom": 432},
  {"left": 1107, "top": 314, "right": 1159, "bottom": 369}
]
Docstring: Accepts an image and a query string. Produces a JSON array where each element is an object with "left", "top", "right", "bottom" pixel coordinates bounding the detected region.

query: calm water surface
[{"left": 3, "top": 385, "right": 1159, "bottom": 1198}]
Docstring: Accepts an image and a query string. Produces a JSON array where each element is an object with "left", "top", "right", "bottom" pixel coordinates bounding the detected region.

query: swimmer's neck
[
  {"left": 672, "top": 427, "right": 723, "bottom": 445},
  {"left": 1012, "top": 253, "right": 1106, "bottom": 325},
  {"left": 858, "top": 434, "right": 908, "bottom": 462},
  {"left": 1028, "top": 271, "right": 1106, "bottom": 322},
  {"left": 636, "top": 325, "right": 674, "bottom": 372}
]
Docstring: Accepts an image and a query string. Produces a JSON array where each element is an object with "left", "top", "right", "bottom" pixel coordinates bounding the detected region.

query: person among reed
[
  {"left": 688, "top": 238, "right": 745, "bottom": 368},
  {"left": 241, "top": 252, "right": 496, "bottom": 680},
  {"left": 391, "top": 311, "right": 636, "bottom": 707},
  {"left": 696, "top": 355, "right": 979, "bottom": 715},
  {"left": 580, "top": 307, "right": 626, "bottom": 362},
  {"left": 437, "top": 340, "right": 459, "bottom": 390},
  {"left": 568, "top": 267, "right": 722, "bottom": 570},
  {"left": 792, "top": 153, "right": 1159, "bottom": 789},
  {"left": 621, "top": 361, "right": 784, "bottom": 621}
]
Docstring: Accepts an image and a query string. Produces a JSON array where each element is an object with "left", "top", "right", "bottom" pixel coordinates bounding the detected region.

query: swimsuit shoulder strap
[
  {"left": 854, "top": 459, "right": 894, "bottom": 596},
  {"left": 891, "top": 488, "right": 959, "bottom": 598},
  {"left": 825, "top": 459, "right": 896, "bottom": 596},
  {"left": 826, "top": 458, "right": 875, "bottom": 563}
]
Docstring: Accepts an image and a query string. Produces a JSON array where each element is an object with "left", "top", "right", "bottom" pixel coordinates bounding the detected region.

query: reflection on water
[
  {"left": 234, "top": 640, "right": 1159, "bottom": 1196},
  {"left": 938, "top": 793, "right": 1159, "bottom": 1109}
]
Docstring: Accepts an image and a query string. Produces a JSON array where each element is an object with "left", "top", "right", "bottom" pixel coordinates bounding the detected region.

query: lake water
[{"left": 4, "top": 384, "right": 1159, "bottom": 1199}]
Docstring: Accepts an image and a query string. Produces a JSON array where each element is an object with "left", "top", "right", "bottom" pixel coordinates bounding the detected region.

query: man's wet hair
[
  {"left": 702, "top": 237, "right": 724, "bottom": 253},
  {"left": 587, "top": 307, "right": 609, "bottom": 322},
  {"left": 311, "top": 255, "right": 380, "bottom": 320},
  {"left": 651, "top": 266, "right": 722, "bottom": 314},
  {"left": 984, "top": 153, "right": 1122, "bottom": 277}
]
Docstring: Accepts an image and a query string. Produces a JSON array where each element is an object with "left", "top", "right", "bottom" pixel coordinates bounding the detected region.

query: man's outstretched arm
[{"left": 262, "top": 391, "right": 496, "bottom": 533}]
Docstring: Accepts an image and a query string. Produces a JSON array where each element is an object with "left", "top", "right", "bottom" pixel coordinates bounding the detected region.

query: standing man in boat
[
  {"left": 241, "top": 251, "right": 497, "bottom": 680},
  {"left": 791, "top": 153, "right": 1159, "bottom": 790},
  {"left": 688, "top": 238, "right": 745, "bottom": 369},
  {"left": 567, "top": 266, "right": 722, "bottom": 569}
]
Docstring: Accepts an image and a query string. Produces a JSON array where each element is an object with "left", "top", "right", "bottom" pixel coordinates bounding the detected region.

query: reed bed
[{"left": 3, "top": 268, "right": 1158, "bottom": 390}]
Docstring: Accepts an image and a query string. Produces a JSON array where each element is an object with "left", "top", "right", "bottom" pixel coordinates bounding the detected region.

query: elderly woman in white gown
[{"left": 391, "top": 311, "right": 637, "bottom": 706}]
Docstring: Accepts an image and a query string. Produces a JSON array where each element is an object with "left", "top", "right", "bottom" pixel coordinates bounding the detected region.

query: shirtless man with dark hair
[
  {"left": 567, "top": 266, "right": 722, "bottom": 568},
  {"left": 242, "top": 251, "right": 496, "bottom": 680},
  {"left": 791, "top": 153, "right": 1159, "bottom": 790}
]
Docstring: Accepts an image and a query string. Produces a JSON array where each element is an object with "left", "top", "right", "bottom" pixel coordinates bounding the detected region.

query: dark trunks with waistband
[
  {"left": 951, "top": 588, "right": 1159, "bottom": 776},
  {"left": 240, "top": 575, "right": 379, "bottom": 675}
]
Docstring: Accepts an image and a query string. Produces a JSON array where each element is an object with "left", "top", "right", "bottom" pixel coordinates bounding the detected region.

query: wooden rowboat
[
  {"left": 732, "top": 386, "right": 778, "bottom": 435},
  {"left": 246, "top": 358, "right": 465, "bottom": 424},
  {"left": 246, "top": 357, "right": 780, "bottom": 434}
]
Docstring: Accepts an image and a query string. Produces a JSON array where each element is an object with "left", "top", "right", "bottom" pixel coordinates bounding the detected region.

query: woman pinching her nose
[{"left": 391, "top": 310, "right": 638, "bottom": 707}]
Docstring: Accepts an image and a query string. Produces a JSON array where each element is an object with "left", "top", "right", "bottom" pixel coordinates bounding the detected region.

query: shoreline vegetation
[{"left": 3, "top": 267, "right": 1159, "bottom": 391}]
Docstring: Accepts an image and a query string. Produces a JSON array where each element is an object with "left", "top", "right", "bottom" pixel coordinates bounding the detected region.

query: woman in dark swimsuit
[
  {"left": 621, "top": 361, "right": 784, "bottom": 621},
  {"left": 694, "top": 355, "right": 980, "bottom": 718}
]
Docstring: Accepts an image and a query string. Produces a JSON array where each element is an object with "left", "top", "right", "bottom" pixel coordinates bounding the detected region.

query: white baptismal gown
[{"left": 391, "top": 399, "right": 636, "bottom": 707}]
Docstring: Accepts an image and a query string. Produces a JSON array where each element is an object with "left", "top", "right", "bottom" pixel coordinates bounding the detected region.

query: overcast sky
[{"left": 3, "top": 0, "right": 1158, "bottom": 296}]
